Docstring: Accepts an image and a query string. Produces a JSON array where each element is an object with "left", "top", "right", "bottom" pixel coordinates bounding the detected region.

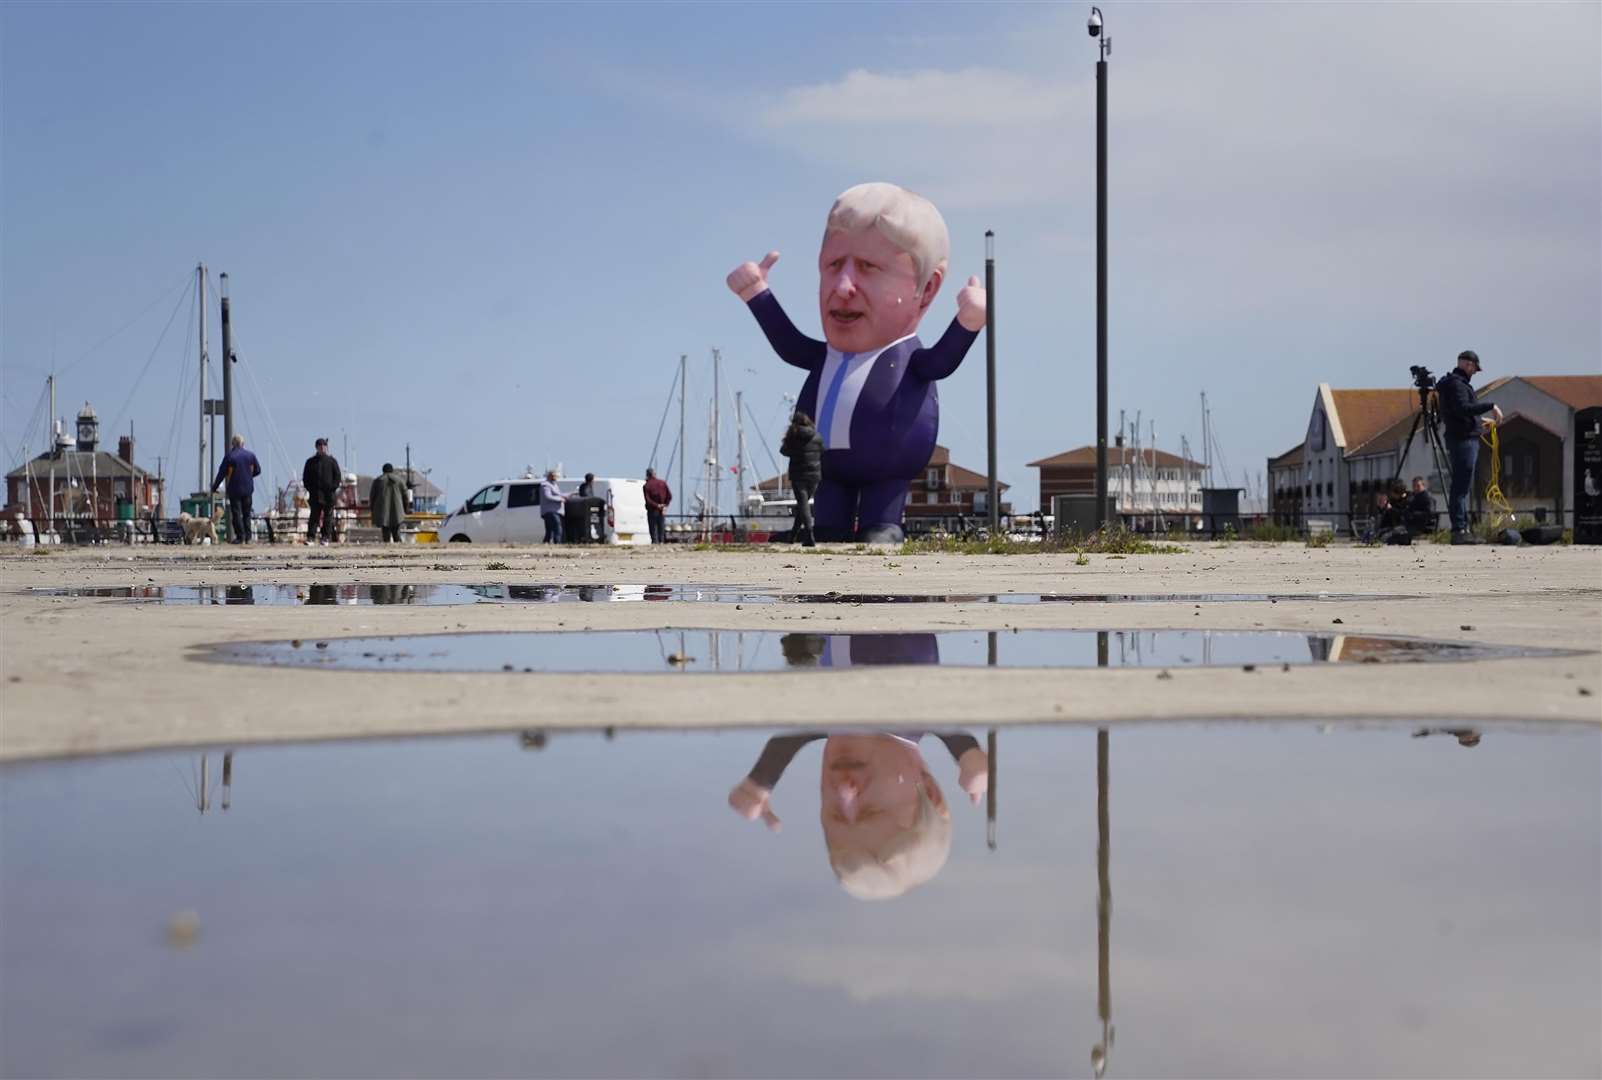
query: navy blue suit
[{"left": 748, "top": 292, "right": 978, "bottom": 538}]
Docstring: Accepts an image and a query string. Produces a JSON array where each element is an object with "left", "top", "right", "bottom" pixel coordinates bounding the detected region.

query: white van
[{"left": 439, "top": 476, "right": 650, "bottom": 545}]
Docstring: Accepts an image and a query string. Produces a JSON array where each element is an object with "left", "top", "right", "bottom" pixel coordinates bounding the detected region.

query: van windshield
[{"left": 465, "top": 485, "right": 504, "bottom": 513}]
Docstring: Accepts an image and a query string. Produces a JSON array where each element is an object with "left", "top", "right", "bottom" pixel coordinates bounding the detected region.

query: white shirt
[{"left": 815, "top": 333, "right": 915, "bottom": 451}]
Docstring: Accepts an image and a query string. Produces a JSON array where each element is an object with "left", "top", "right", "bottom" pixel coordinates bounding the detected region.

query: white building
[
  {"left": 1028, "top": 444, "right": 1205, "bottom": 524},
  {"left": 1270, "top": 375, "right": 1602, "bottom": 533},
  {"left": 1395, "top": 375, "right": 1601, "bottom": 525}
]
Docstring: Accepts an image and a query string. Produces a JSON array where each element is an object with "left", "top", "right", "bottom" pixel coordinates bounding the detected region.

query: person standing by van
[
  {"left": 302, "top": 438, "right": 342, "bottom": 545},
  {"left": 539, "top": 469, "right": 566, "bottom": 544},
  {"left": 644, "top": 468, "right": 672, "bottom": 544},
  {"left": 781, "top": 411, "right": 823, "bottom": 547}
]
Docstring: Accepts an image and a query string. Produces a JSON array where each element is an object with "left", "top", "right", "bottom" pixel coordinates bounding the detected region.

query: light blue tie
[{"left": 817, "top": 352, "right": 856, "bottom": 447}]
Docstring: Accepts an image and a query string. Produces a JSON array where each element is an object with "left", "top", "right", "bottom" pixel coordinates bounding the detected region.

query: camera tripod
[{"left": 1390, "top": 382, "right": 1454, "bottom": 498}]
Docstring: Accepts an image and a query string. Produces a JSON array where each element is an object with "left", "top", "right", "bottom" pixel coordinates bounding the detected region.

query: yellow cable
[{"left": 1480, "top": 423, "right": 1516, "bottom": 529}]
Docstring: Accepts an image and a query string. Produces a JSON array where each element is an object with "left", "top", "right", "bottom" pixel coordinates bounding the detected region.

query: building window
[
  {"left": 1501, "top": 440, "right": 1540, "bottom": 495},
  {"left": 927, "top": 468, "right": 941, "bottom": 489}
]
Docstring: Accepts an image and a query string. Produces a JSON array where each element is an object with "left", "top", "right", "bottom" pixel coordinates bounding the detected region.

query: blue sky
[{"left": 3, "top": 1, "right": 1598, "bottom": 511}]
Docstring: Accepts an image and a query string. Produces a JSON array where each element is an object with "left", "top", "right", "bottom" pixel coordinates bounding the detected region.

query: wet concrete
[
  {"left": 2, "top": 724, "right": 1596, "bottom": 1078},
  {"left": 199, "top": 627, "right": 1575, "bottom": 675},
  {"left": 33, "top": 583, "right": 1415, "bottom": 606}
]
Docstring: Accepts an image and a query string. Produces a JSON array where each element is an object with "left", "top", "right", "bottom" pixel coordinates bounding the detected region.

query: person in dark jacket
[
  {"left": 1434, "top": 350, "right": 1502, "bottom": 543},
  {"left": 1404, "top": 475, "right": 1436, "bottom": 536},
  {"left": 369, "top": 463, "right": 410, "bottom": 543},
  {"left": 212, "top": 434, "right": 261, "bottom": 543},
  {"left": 301, "top": 438, "right": 343, "bottom": 545},
  {"left": 780, "top": 411, "right": 824, "bottom": 546},
  {"left": 643, "top": 468, "right": 672, "bottom": 544}
]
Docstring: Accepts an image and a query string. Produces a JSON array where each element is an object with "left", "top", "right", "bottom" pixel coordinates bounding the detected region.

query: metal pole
[
  {"left": 220, "top": 273, "right": 233, "bottom": 451},
  {"left": 1095, "top": 48, "right": 1109, "bottom": 529},
  {"left": 985, "top": 230, "right": 999, "bottom": 533},
  {"left": 198, "top": 264, "right": 208, "bottom": 496},
  {"left": 47, "top": 374, "right": 55, "bottom": 535},
  {"left": 679, "top": 354, "right": 687, "bottom": 539}
]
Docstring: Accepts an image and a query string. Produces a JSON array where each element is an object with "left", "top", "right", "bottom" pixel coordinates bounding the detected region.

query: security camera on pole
[{"left": 1089, "top": 7, "right": 1110, "bottom": 530}]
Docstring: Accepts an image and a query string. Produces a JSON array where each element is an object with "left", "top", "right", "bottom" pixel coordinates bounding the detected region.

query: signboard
[{"left": 1575, "top": 407, "right": 1602, "bottom": 544}]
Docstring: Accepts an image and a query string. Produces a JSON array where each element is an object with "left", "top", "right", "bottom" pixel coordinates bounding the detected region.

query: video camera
[{"left": 1409, "top": 365, "right": 1435, "bottom": 391}]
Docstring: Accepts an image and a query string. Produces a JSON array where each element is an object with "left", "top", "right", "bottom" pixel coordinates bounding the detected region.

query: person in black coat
[
  {"left": 1434, "top": 350, "right": 1502, "bottom": 542},
  {"left": 301, "top": 437, "right": 343, "bottom": 545},
  {"left": 1404, "top": 475, "right": 1436, "bottom": 536},
  {"left": 780, "top": 411, "right": 823, "bottom": 546}
]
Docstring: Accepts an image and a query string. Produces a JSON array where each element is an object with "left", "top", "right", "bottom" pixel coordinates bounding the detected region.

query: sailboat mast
[
  {"left": 735, "top": 389, "right": 747, "bottom": 512},
  {"left": 711, "top": 348, "right": 721, "bottom": 527}
]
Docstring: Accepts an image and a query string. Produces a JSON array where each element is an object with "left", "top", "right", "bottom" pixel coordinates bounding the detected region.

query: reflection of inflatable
[
  {"left": 780, "top": 631, "right": 939, "bottom": 667},
  {"left": 728, "top": 730, "right": 987, "bottom": 901},
  {"left": 1585, "top": 469, "right": 1598, "bottom": 497},
  {"left": 728, "top": 183, "right": 986, "bottom": 542}
]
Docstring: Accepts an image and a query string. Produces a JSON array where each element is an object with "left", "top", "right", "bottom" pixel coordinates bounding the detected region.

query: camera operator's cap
[{"left": 1458, "top": 350, "right": 1482, "bottom": 369}]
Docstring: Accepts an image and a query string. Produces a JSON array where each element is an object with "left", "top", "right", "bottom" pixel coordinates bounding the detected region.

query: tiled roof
[
  {"left": 1268, "top": 443, "right": 1305, "bottom": 467},
  {"left": 1327, "top": 390, "right": 1418, "bottom": 454},
  {"left": 753, "top": 444, "right": 1005, "bottom": 492},
  {"left": 943, "top": 463, "right": 1008, "bottom": 492},
  {"left": 1028, "top": 445, "right": 1202, "bottom": 468},
  {"left": 6, "top": 450, "right": 159, "bottom": 482},
  {"left": 1521, "top": 375, "right": 1602, "bottom": 411}
]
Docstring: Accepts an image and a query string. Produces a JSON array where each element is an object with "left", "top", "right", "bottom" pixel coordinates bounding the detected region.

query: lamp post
[
  {"left": 985, "top": 230, "right": 999, "bottom": 534},
  {"left": 1090, "top": 7, "right": 1110, "bottom": 529}
]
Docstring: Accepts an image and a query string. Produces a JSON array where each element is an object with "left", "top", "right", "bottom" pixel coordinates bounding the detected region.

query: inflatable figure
[
  {"left": 728, "top": 182, "right": 987, "bottom": 542},
  {"left": 728, "top": 729, "right": 989, "bottom": 901}
]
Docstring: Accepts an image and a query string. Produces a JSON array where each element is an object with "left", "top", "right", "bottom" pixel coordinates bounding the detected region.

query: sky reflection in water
[{"left": 2, "top": 725, "right": 1597, "bottom": 1079}]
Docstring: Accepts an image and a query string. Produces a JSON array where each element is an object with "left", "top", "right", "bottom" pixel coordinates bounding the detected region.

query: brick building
[
  {"left": 755, "top": 444, "right": 1008, "bottom": 523},
  {"left": 5, "top": 403, "right": 164, "bottom": 527}
]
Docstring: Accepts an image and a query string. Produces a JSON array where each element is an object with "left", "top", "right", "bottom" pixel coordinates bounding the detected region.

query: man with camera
[{"left": 1434, "top": 350, "right": 1502, "bottom": 544}]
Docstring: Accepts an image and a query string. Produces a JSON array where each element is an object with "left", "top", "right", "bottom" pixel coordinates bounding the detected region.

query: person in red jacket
[{"left": 643, "top": 467, "right": 672, "bottom": 545}]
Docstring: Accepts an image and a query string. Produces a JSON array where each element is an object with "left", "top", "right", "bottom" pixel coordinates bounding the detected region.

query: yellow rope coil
[{"left": 1480, "top": 423, "right": 1517, "bottom": 528}]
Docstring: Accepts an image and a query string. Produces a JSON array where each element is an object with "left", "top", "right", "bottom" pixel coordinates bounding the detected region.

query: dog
[{"left": 177, "top": 509, "right": 221, "bottom": 545}]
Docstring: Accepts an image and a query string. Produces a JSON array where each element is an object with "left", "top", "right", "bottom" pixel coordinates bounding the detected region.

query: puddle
[
  {"left": 33, "top": 583, "right": 1413, "bottom": 606},
  {"left": 29, "top": 583, "right": 761, "bottom": 605},
  {"left": 199, "top": 628, "right": 1572, "bottom": 674},
  {"left": 2, "top": 725, "right": 1595, "bottom": 1077}
]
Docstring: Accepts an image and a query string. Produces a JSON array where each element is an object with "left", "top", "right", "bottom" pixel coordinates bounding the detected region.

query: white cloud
[{"left": 762, "top": 67, "right": 1076, "bottom": 130}]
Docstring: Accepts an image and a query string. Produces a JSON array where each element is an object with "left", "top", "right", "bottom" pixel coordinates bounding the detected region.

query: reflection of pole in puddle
[
  {"left": 987, "top": 631, "right": 998, "bottom": 851},
  {"left": 190, "top": 751, "right": 237, "bottom": 813},
  {"left": 1092, "top": 726, "right": 1114, "bottom": 1077},
  {"left": 986, "top": 727, "right": 997, "bottom": 850},
  {"left": 1093, "top": 631, "right": 1113, "bottom": 1076}
]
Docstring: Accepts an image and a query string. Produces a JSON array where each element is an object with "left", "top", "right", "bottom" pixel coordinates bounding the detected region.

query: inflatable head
[
  {"left": 819, "top": 733, "right": 952, "bottom": 900},
  {"left": 819, "top": 182, "right": 951, "bottom": 354}
]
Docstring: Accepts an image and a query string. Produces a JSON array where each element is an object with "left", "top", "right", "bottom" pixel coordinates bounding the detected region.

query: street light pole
[
  {"left": 985, "top": 230, "right": 999, "bottom": 535},
  {"left": 1091, "top": 7, "right": 1110, "bottom": 530}
]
